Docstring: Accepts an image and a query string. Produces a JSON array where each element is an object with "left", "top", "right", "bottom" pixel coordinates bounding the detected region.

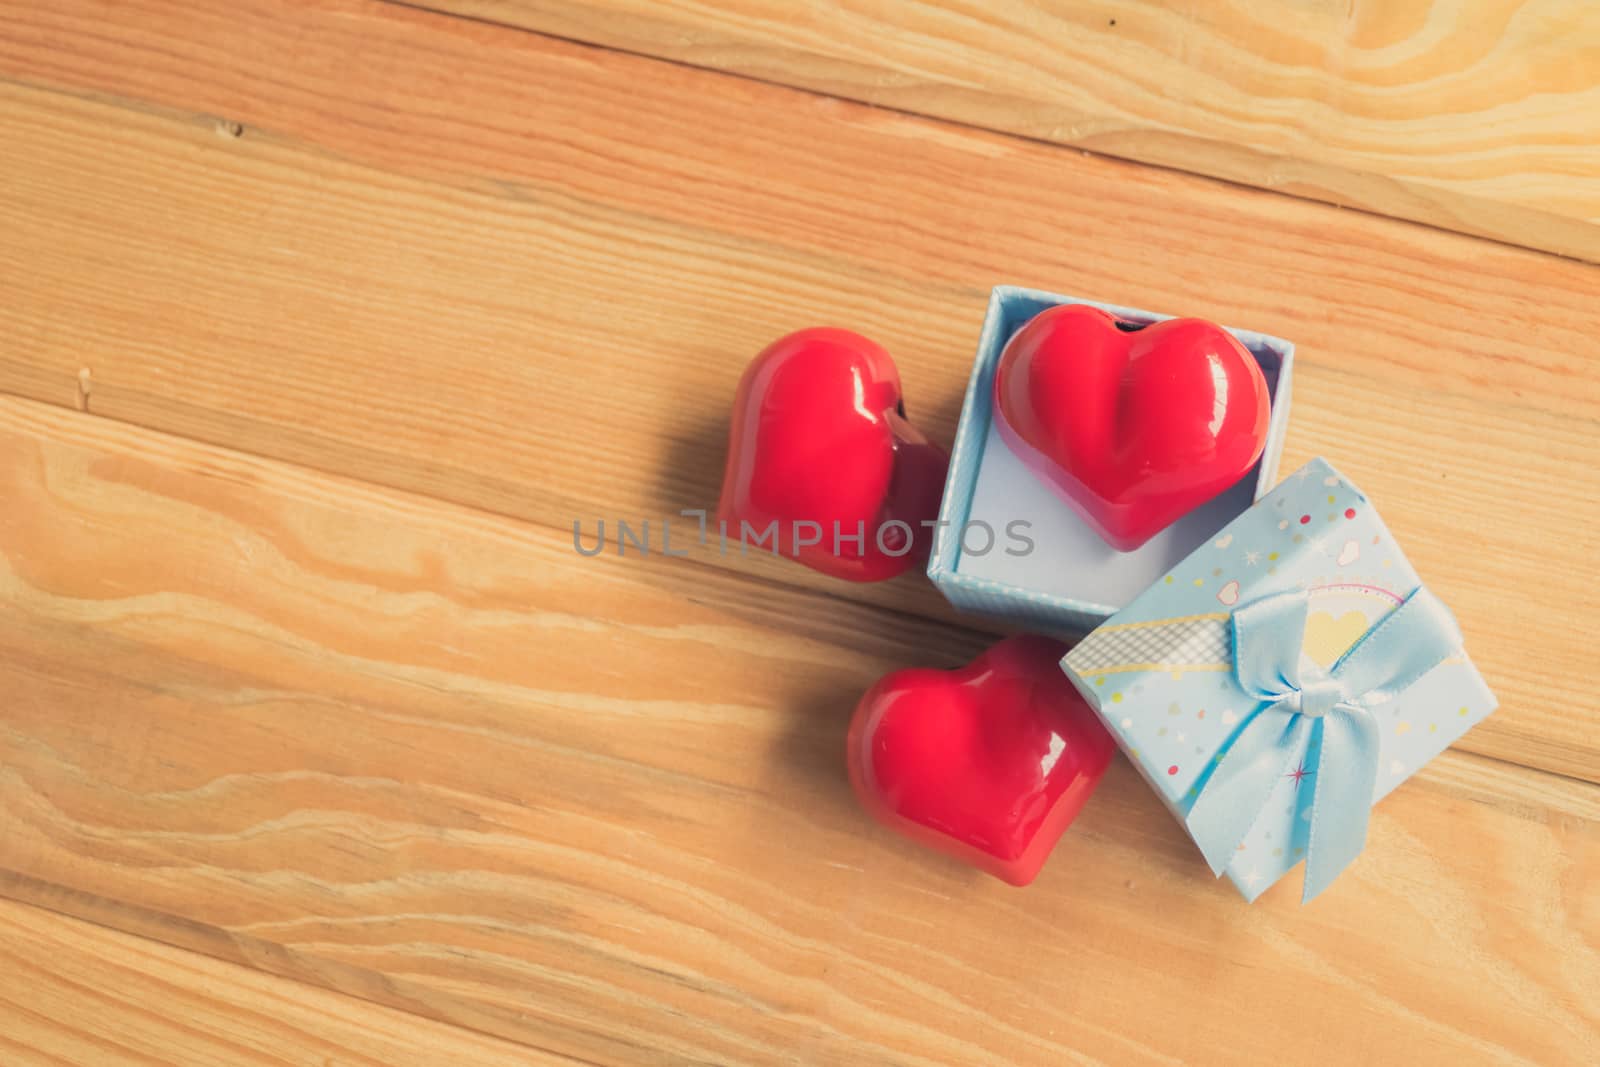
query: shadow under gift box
[{"left": 927, "top": 286, "right": 1295, "bottom": 634}]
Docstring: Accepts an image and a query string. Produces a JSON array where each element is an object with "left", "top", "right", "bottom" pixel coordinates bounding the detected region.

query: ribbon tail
[
  {"left": 1186, "top": 708, "right": 1307, "bottom": 877},
  {"left": 1302, "top": 705, "right": 1383, "bottom": 903}
]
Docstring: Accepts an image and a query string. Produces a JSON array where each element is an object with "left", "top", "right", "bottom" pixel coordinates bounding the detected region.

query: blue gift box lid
[{"left": 1062, "top": 458, "right": 1497, "bottom": 902}]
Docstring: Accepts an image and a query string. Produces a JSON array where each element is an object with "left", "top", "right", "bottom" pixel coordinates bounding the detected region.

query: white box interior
[{"left": 959, "top": 420, "right": 1260, "bottom": 612}]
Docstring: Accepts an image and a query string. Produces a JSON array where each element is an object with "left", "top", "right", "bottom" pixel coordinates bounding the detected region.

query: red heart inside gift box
[{"left": 994, "top": 304, "right": 1271, "bottom": 551}]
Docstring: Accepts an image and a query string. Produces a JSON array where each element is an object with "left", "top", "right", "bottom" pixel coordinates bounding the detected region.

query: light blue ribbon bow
[{"left": 1185, "top": 586, "right": 1462, "bottom": 903}]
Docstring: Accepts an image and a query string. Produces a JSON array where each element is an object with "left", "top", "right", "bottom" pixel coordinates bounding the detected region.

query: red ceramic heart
[
  {"left": 994, "top": 305, "right": 1271, "bottom": 551},
  {"left": 847, "top": 635, "right": 1116, "bottom": 886},
  {"left": 719, "top": 328, "right": 949, "bottom": 581}
]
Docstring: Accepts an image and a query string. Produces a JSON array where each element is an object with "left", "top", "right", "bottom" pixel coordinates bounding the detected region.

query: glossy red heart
[
  {"left": 847, "top": 635, "right": 1115, "bottom": 886},
  {"left": 994, "top": 305, "right": 1271, "bottom": 551},
  {"left": 719, "top": 328, "right": 949, "bottom": 581}
]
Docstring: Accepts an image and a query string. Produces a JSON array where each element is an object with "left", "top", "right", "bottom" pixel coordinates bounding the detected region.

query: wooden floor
[{"left": 0, "top": 2, "right": 1596, "bottom": 1064}]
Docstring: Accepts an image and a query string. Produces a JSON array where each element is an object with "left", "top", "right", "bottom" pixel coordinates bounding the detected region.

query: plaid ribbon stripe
[{"left": 1065, "top": 615, "right": 1231, "bottom": 675}]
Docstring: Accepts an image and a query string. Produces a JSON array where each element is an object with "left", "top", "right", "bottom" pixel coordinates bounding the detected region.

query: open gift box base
[{"left": 928, "top": 286, "right": 1295, "bottom": 634}]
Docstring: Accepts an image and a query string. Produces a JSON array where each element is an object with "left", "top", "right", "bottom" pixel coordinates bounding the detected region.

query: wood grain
[
  {"left": 1, "top": 4, "right": 1596, "bottom": 1062},
  {"left": 0, "top": 896, "right": 579, "bottom": 1067},
  {"left": 1, "top": 0, "right": 1597, "bottom": 782},
  {"left": 402, "top": 0, "right": 1600, "bottom": 263},
  {"left": 0, "top": 395, "right": 1596, "bottom": 1065}
]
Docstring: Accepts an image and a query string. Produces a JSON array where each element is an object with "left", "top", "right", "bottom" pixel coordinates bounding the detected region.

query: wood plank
[
  {"left": 0, "top": 396, "right": 1596, "bottom": 1066},
  {"left": 405, "top": 0, "right": 1600, "bottom": 263},
  {"left": 0, "top": 896, "right": 581, "bottom": 1067},
  {"left": 0, "top": 0, "right": 1597, "bottom": 784}
]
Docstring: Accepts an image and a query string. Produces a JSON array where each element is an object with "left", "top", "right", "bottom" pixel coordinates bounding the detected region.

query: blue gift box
[
  {"left": 926, "top": 286, "right": 1295, "bottom": 633},
  {"left": 1061, "top": 458, "right": 1497, "bottom": 902}
]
